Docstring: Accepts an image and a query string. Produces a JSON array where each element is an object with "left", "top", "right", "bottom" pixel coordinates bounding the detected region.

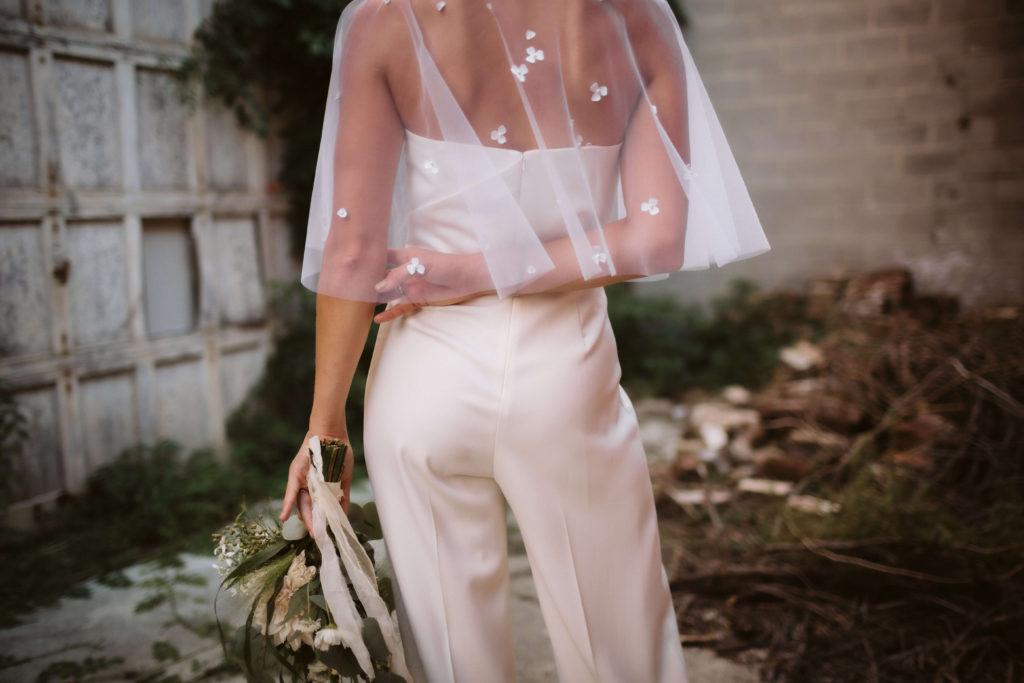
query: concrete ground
[{"left": 0, "top": 479, "right": 759, "bottom": 682}]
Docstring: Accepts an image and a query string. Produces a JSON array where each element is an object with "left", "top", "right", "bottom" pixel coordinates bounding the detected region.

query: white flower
[
  {"left": 336, "top": 207, "right": 348, "bottom": 218},
  {"left": 314, "top": 628, "right": 345, "bottom": 651},
  {"left": 590, "top": 82, "right": 608, "bottom": 102},
  {"left": 281, "top": 515, "right": 307, "bottom": 541},
  {"left": 592, "top": 247, "right": 609, "bottom": 265},
  {"left": 424, "top": 160, "right": 439, "bottom": 175},
  {"left": 641, "top": 197, "right": 660, "bottom": 215},
  {"left": 526, "top": 46, "right": 544, "bottom": 63},
  {"left": 436, "top": 1, "right": 445, "bottom": 10},
  {"left": 253, "top": 552, "right": 319, "bottom": 649},
  {"left": 525, "top": 29, "right": 536, "bottom": 40},
  {"left": 405, "top": 257, "right": 426, "bottom": 275},
  {"left": 491, "top": 125, "right": 507, "bottom": 144},
  {"left": 510, "top": 64, "right": 529, "bottom": 82}
]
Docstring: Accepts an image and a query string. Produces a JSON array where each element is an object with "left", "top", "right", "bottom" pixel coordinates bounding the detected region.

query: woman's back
[
  {"left": 383, "top": 0, "right": 645, "bottom": 150},
  {"left": 303, "top": 0, "right": 769, "bottom": 305}
]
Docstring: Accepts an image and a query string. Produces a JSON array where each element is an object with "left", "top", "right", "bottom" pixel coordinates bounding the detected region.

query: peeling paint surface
[
  {"left": 79, "top": 371, "right": 138, "bottom": 470},
  {"left": 10, "top": 386, "right": 64, "bottom": 499},
  {"left": 49, "top": 0, "right": 112, "bottom": 32},
  {"left": 0, "top": 225, "right": 52, "bottom": 357},
  {"left": 204, "top": 104, "right": 248, "bottom": 190},
  {"left": 0, "top": 50, "right": 38, "bottom": 188},
  {"left": 54, "top": 58, "right": 121, "bottom": 189},
  {"left": 136, "top": 69, "right": 189, "bottom": 190},
  {"left": 67, "top": 221, "right": 130, "bottom": 346},
  {"left": 210, "top": 218, "right": 264, "bottom": 324},
  {"left": 219, "top": 346, "right": 267, "bottom": 417},
  {"left": 131, "top": 0, "right": 186, "bottom": 43},
  {"left": 154, "top": 360, "right": 209, "bottom": 452}
]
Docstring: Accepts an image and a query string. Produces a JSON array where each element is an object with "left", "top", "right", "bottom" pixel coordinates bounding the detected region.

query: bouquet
[{"left": 213, "top": 436, "right": 409, "bottom": 682}]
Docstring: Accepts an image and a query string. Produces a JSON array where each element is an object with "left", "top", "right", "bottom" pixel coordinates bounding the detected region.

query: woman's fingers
[
  {"left": 298, "top": 489, "right": 315, "bottom": 539},
  {"left": 280, "top": 462, "right": 299, "bottom": 521},
  {"left": 374, "top": 301, "right": 420, "bottom": 323}
]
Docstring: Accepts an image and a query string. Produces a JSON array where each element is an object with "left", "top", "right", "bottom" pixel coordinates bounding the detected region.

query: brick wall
[{"left": 655, "top": 0, "right": 1024, "bottom": 309}]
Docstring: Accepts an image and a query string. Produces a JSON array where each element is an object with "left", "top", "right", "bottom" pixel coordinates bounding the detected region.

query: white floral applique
[
  {"left": 435, "top": 1, "right": 445, "bottom": 11},
  {"left": 651, "top": 104, "right": 658, "bottom": 116},
  {"left": 424, "top": 160, "right": 439, "bottom": 175},
  {"left": 510, "top": 64, "right": 529, "bottom": 82},
  {"left": 640, "top": 198, "right": 660, "bottom": 216},
  {"left": 590, "top": 82, "right": 608, "bottom": 102},
  {"left": 592, "top": 246, "right": 609, "bottom": 265},
  {"left": 405, "top": 257, "right": 426, "bottom": 275},
  {"left": 336, "top": 207, "right": 348, "bottom": 218},
  {"left": 333, "top": 91, "right": 340, "bottom": 101},
  {"left": 525, "top": 29, "right": 536, "bottom": 40},
  {"left": 526, "top": 265, "right": 537, "bottom": 275},
  {"left": 575, "top": 133, "right": 584, "bottom": 146},
  {"left": 491, "top": 125, "right": 507, "bottom": 145},
  {"left": 683, "top": 164, "right": 698, "bottom": 181},
  {"left": 526, "top": 46, "right": 544, "bottom": 63}
]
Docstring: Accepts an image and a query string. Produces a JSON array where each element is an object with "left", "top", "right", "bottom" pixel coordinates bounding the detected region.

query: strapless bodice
[{"left": 402, "top": 129, "right": 622, "bottom": 253}]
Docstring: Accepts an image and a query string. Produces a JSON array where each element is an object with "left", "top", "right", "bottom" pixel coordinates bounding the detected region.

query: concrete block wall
[
  {"left": 0, "top": 0, "right": 296, "bottom": 527},
  {"left": 652, "top": 0, "right": 1024, "bottom": 309}
]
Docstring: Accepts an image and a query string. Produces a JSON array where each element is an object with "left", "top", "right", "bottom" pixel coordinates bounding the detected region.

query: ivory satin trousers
[{"left": 363, "top": 288, "right": 688, "bottom": 683}]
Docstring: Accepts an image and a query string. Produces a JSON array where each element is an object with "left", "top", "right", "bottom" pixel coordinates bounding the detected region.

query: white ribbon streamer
[{"left": 306, "top": 435, "right": 410, "bottom": 681}]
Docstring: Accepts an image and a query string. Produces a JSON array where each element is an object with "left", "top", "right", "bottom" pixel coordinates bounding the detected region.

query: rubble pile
[{"left": 642, "top": 267, "right": 1024, "bottom": 682}]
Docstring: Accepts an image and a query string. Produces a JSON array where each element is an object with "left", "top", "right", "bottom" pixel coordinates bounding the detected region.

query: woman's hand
[
  {"left": 372, "top": 247, "right": 493, "bottom": 323},
  {"left": 279, "top": 430, "right": 355, "bottom": 538}
]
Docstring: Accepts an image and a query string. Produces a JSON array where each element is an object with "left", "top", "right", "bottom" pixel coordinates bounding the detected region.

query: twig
[
  {"left": 784, "top": 515, "right": 973, "bottom": 584},
  {"left": 950, "top": 357, "right": 1024, "bottom": 417}
]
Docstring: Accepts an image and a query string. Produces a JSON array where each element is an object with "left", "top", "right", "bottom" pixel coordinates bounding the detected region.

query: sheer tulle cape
[{"left": 301, "top": 0, "right": 770, "bottom": 304}]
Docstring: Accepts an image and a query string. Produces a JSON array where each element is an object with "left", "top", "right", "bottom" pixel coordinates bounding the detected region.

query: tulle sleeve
[
  {"left": 300, "top": 0, "right": 770, "bottom": 304},
  {"left": 615, "top": 0, "right": 770, "bottom": 275},
  {"left": 301, "top": 2, "right": 404, "bottom": 301}
]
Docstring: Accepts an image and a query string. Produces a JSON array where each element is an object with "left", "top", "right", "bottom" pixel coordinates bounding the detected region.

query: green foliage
[
  {"left": 79, "top": 441, "right": 241, "bottom": 548},
  {"left": 34, "top": 656, "right": 126, "bottom": 682},
  {"left": 0, "top": 442, "right": 239, "bottom": 625},
  {"left": 607, "top": 279, "right": 814, "bottom": 398}
]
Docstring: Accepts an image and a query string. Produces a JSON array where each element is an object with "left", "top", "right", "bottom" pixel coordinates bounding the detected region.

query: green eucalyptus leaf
[
  {"left": 319, "top": 644, "right": 363, "bottom": 677},
  {"left": 372, "top": 673, "right": 407, "bottom": 683},
  {"left": 362, "top": 501, "right": 383, "bottom": 539},
  {"left": 362, "top": 616, "right": 389, "bottom": 661},
  {"left": 223, "top": 539, "right": 290, "bottom": 589},
  {"left": 378, "top": 575, "right": 395, "bottom": 613}
]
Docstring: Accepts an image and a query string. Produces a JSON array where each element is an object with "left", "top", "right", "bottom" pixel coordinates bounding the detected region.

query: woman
[{"left": 281, "top": 0, "right": 770, "bottom": 680}]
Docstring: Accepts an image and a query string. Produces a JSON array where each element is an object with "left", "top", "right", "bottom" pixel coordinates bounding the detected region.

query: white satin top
[{"left": 403, "top": 129, "right": 624, "bottom": 253}]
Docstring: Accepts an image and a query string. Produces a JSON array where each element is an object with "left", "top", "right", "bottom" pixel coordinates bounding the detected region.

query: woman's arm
[{"left": 282, "top": 2, "right": 405, "bottom": 528}]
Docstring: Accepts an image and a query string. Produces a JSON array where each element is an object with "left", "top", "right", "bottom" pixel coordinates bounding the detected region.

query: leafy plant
[{"left": 607, "top": 279, "right": 815, "bottom": 398}]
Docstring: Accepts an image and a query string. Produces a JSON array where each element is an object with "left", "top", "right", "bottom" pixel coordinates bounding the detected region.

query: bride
[{"left": 280, "top": 0, "right": 769, "bottom": 680}]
